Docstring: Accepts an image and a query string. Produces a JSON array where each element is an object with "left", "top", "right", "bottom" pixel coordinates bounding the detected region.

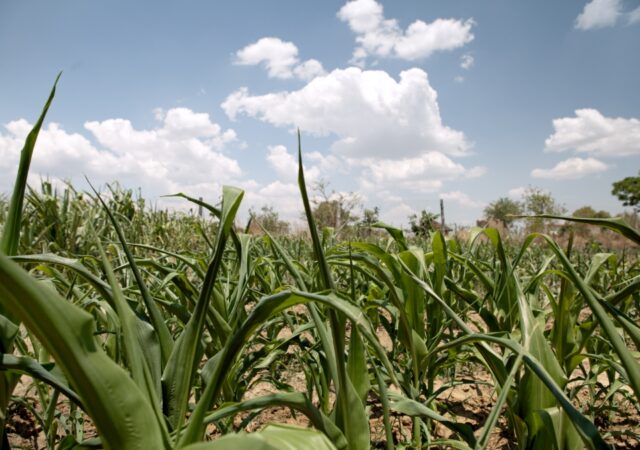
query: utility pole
[
  {"left": 198, "top": 197, "right": 203, "bottom": 218},
  {"left": 440, "top": 199, "right": 446, "bottom": 235}
]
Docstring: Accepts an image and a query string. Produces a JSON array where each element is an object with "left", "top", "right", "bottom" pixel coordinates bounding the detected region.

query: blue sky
[{"left": 1, "top": 0, "right": 639, "bottom": 226}]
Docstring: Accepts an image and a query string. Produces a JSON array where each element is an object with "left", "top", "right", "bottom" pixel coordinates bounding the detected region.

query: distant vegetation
[{"left": 612, "top": 170, "right": 640, "bottom": 212}]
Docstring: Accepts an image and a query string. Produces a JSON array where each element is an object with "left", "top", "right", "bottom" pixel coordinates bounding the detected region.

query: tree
[
  {"left": 360, "top": 207, "right": 380, "bottom": 227},
  {"left": 483, "top": 197, "right": 523, "bottom": 229},
  {"left": 408, "top": 210, "right": 439, "bottom": 238},
  {"left": 0, "top": 194, "right": 7, "bottom": 224},
  {"left": 310, "top": 180, "right": 360, "bottom": 231},
  {"left": 250, "top": 205, "right": 289, "bottom": 235},
  {"left": 572, "top": 206, "right": 610, "bottom": 219},
  {"left": 571, "top": 206, "right": 610, "bottom": 237},
  {"left": 522, "top": 186, "right": 565, "bottom": 232},
  {"left": 358, "top": 206, "right": 380, "bottom": 239},
  {"left": 522, "top": 186, "right": 564, "bottom": 216},
  {"left": 612, "top": 171, "right": 640, "bottom": 212}
]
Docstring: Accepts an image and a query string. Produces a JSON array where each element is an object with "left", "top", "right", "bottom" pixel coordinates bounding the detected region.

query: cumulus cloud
[
  {"left": 508, "top": 187, "right": 526, "bottom": 199},
  {"left": 629, "top": 6, "right": 640, "bottom": 24},
  {"left": 242, "top": 180, "right": 304, "bottom": 222},
  {"left": 266, "top": 145, "right": 298, "bottom": 182},
  {"left": 293, "top": 59, "right": 326, "bottom": 81},
  {"left": 0, "top": 108, "right": 241, "bottom": 201},
  {"left": 440, "top": 191, "right": 485, "bottom": 208},
  {"left": 359, "top": 152, "right": 485, "bottom": 193},
  {"left": 531, "top": 157, "right": 608, "bottom": 180},
  {"left": 241, "top": 144, "right": 351, "bottom": 222},
  {"left": 234, "top": 37, "right": 325, "bottom": 81},
  {"left": 223, "top": 67, "right": 471, "bottom": 159},
  {"left": 367, "top": 152, "right": 466, "bottom": 182},
  {"left": 223, "top": 66, "right": 482, "bottom": 205},
  {"left": 575, "top": 0, "right": 622, "bottom": 30},
  {"left": 337, "top": 0, "right": 474, "bottom": 65},
  {"left": 460, "top": 53, "right": 474, "bottom": 69},
  {"left": 544, "top": 109, "right": 640, "bottom": 157},
  {"left": 381, "top": 202, "right": 415, "bottom": 226},
  {"left": 266, "top": 144, "right": 330, "bottom": 183}
]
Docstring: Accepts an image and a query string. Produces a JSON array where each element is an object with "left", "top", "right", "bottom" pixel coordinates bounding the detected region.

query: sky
[{"left": 1, "top": 0, "right": 639, "bottom": 227}]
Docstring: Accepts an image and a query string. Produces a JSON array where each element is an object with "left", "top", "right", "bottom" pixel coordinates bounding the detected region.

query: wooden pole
[{"left": 440, "top": 199, "right": 446, "bottom": 235}]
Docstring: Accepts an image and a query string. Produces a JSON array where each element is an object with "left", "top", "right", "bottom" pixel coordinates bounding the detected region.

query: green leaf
[
  {"left": 432, "top": 333, "right": 610, "bottom": 450},
  {"left": 203, "top": 392, "right": 347, "bottom": 449},
  {"left": 371, "top": 222, "right": 408, "bottom": 251},
  {"left": 528, "top": 214, "right": 640, "bottom": 245},
  {"left": 163, "top": 185, "right": 243, "bottom": 432},
  {"left": 0, "top": 354, "right": 82, "bottom": 407},
  {"left": 1, "top": 72, "right": 61, "bottom": 256},
  {"left": 347, "top": 328, "right": 370, "bottom": 404},
  {"left": 389, "top": 396, "right": 476, "bottom": 447},
  {"left": 540, "top": 234, "right": 640, "bottom": 403},
  {"left": 88, "top": 181, "right": 174, "bottom": 367},
  {"left": 181, "top": 424, "right": 337, "bottom": 450},
  {"left": 180, "top": 290, "right": 396, "bottom": 446},
  {"left": 93, "top": 235, "right": 168, "bottom": 442},
  {"left": 0, "top": 253, "right": 165, "bottom": 449}
]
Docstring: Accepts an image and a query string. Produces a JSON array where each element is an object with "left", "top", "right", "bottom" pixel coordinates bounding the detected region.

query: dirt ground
[
  {"left": 6, "top": 324, "right": 640, "bottom": 449},
  {"left": 6, "top": 372, "right": 639, "bottom": 449}
]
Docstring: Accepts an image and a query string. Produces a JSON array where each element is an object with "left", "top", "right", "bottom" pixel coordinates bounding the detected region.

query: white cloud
[
  {"left": 223, "top": 67, "right": 471, "bottom": 159},
  {"left": 337, "top": 0, "right": 474, "bottom": 65},
  {"left": 367, "top": 152, "right": 466, "bottom": 182},
  {"left": 440, "top": 191, "right": 485, "bottom": 208},
  {"left": 293, "top": 59, "right": 326, "bottom": 81},
  {"left": 508, "top": 187, "right": 526, "bottom": 199},
  {"left": 575, "top": 0, "right": 622, "bottom": 30},
  {"left": 266, "top": 145, "right": 298, "bottom": 182},
  {"left": 381, "top": 202, "right": 415, "bottom": 226},
  {"left": 234, "top": 37, "right": 325, "bottom": 81},
  {"left": 629, "top": 6, "right": 640, "bottom": 24},
  {"left": 531, "top": 157, "right": 608, "bottom": 180},
  {"left": 0, "top": 108, "right": 241, "bottom": 201},
  {"left": 254, "top": 145, "right": 353, "bottom": 222},
  {"left": 242, "top": 180, "right": 304, "bottom": 222},
  {"left": 544, "top": 109, "right": 640, "bottom": 157},
  {"left": 266, "top": 144, "right": 327, "bottom": 183},
  {"left": 454, "top": 75, "right": 464, "bottom": 83},
  {"left": 460, "top": 53, "right": 474, "bottom": 70},
  {"left": 360, "top": 152, "right": 484, "bottom": 192},
  {"left": 223, "top": 66, "right": 482, "bottom": 207}
]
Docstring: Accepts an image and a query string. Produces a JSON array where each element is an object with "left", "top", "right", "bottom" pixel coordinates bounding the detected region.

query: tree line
[{"left": 249, "top": 171, "right": 640, "bottom": 236}]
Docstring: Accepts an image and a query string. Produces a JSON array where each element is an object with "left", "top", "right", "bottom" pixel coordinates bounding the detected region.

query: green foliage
[
  {"left": 360, "top": 206, "right": 379, "bottom": 227},
  {"left": 310, "top": 180, "right": 360, "bottom": 232},
  {"left": 572, "top": 206, "right": 610, "bottom": 219},
  {"left": 523, "top": 186, "right": 565, "bottom": 216},
  {"left": 408, "top": 209, "right": 439, "bottom": 237},
  {"left": 484, "top": 197, "right": 523, "bottom": 228},
  {"left": 570, "top": 207, "right": 611, "bottom": 238},
  {"left": 612, "top": 171, "right": 640, "bottom": 211},
  {"left": 250, "top": 205, "right": 290, "bottom": 235},
  {"left": 522, "top": 186, "right": 566, "bottom": 232}
]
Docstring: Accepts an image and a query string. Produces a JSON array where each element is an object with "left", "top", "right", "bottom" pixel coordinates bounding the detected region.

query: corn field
[{"left": 0, "top": 77, "right": 639, "bottom": 450}]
